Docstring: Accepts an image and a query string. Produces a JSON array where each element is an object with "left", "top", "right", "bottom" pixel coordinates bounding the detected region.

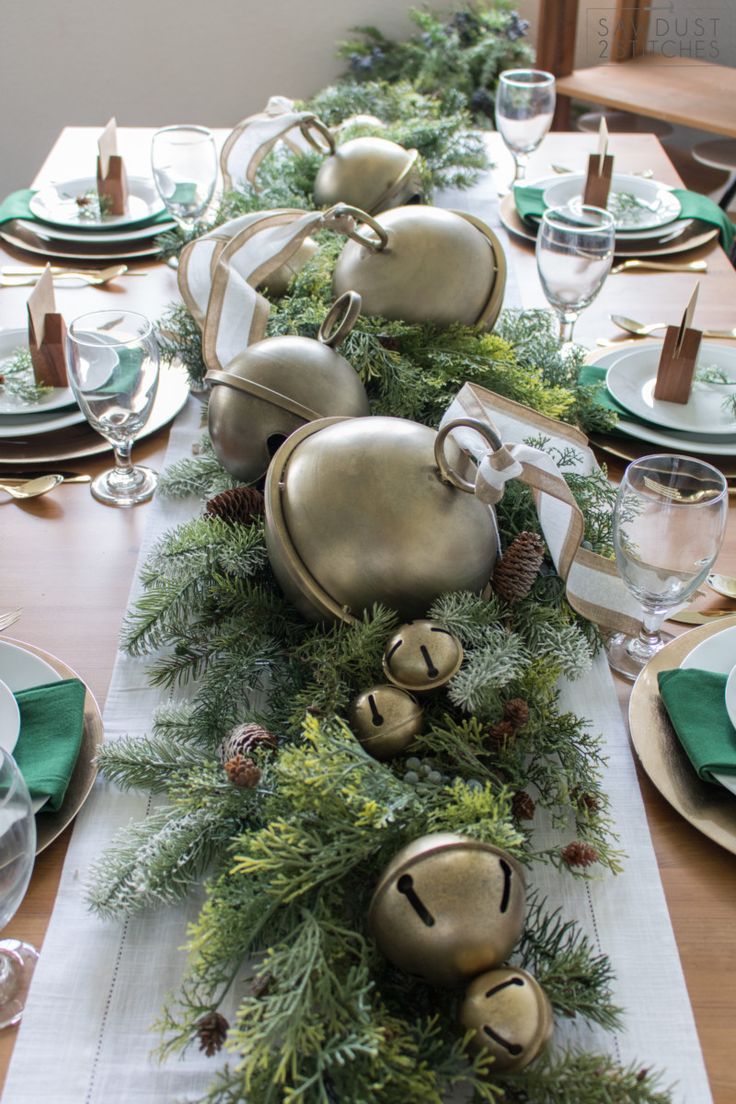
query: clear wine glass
[
  {"left": 0, "top": 749, "right": 37, "bottom": 1029},
  {"left": 536, "top": 204, "right": 615, "bottom": 346},
  {"left": 67, "top": 311, "right": 160, "bottom": 508},
  {"left": 494, "top": 69, "right": 556, "bottom": 184},
  {"left": 151, "top": 125, "right": 217, "bottom": 230},
  {"left": 607, "top": 454, "right": 728, "bottom": 681}
]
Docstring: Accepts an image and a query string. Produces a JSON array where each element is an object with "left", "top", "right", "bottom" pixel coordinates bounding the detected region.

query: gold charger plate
[
  {"left": 628, "top": 617, "right": 736, "bottom": 854},
  {"left": 498, "top": 193, "right": 719, "bottom": 257},
  {"left": 0, "top": 363, "right": 189, "bottom": 466},
  {"left": 5, "top": 636, "right": 103, "bottom": 854}
]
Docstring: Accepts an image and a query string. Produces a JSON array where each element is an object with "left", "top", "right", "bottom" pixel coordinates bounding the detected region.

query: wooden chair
[{"left": 537, "top": 0, "right": 736, "bottom": 139}]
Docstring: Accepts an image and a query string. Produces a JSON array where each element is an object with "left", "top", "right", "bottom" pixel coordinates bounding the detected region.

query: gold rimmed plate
[
  {"left": 3, "top": 637, "right": 103, "bottom": 854},
  {"left": 0, "top": 363, "right": 189, "bottom": 465},
  {"left": 628, "top": 617, "right": 736, "bottom": 854},
  {"left": 498, "top": 193, "right": 719, "bottom": 257}
]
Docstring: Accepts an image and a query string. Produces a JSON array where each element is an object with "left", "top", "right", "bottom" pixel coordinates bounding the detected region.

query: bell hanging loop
[
  {"left": 318, "top": 290, "right": 362, "bottom": 348},
  {"left": 434, "top": 418, "right": 503, "bottom": 494},
  {"left": 325, "top": 203, "right": 390, "bottom": 253},
  {"left": 298, "top": 115, "right": 336, "bottom": 156}
]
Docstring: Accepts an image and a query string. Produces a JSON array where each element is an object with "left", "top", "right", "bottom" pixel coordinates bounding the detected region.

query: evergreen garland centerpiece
[{"left": 86, "top": 7, "right": 667, "bottom": 1102}]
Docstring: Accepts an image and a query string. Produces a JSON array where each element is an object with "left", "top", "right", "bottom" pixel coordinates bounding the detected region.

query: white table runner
[{"left": 3, "top": 174, "right": 714, "bottom": 1103}]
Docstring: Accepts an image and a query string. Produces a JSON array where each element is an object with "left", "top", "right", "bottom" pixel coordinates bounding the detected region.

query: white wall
[{"left": 1, "top": 0, "right": 422, "bottom": 194}]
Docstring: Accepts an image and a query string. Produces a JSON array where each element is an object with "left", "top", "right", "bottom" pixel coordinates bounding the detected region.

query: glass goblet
[
  {"left": 606, "top": 454, "right": 728, "bottom": 681},
  {"left": 151, "top": 125, "right": 217, "bottom": 230},
  {"left": 0, "top": 749, "right": 38, "bottom": 1029},
  {"left": 494, "top": 69, "right": 556, "bottom": 184},
  {"left": 67, "top": 311, "right": 160, "bottom": 508},
  {"left": 536, "top": 204, "right": 615, "bottom": 346}
]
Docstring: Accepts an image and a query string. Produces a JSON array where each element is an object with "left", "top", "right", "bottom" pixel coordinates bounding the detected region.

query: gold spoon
[
  {"left": 707, "top": 572, "right": 736, "bottom": 599},
  {"left": 0, "top": 264, "right": 129, "bottom": 288},
  {"left": 610, "top": 313, "right": 736, "bottom": 339},
  {"left": 0, "top": 474, "right": 63, "bottom": 499}
]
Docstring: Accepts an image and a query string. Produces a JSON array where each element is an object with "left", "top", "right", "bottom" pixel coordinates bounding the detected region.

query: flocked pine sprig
[
  {"left": 95, "top": 732, "right": 209, "bottom": 793},
  {"left": 0, "top": 348, "right": 52, "bottom": 403},
  {"left": 446, "top": 630, "right": 528, "bottom": 718},
  {"left": 122, "top": 516, "right": 268, "bottom": 656},
  {"left": 157, "top": 435, "right": 240, "bottom": 500}
]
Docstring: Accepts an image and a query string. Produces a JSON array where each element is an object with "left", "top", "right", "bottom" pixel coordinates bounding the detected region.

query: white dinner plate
[
  {"left": 30, "top": 176, "right": 165, "bottom": 230},
  {"left": 541, "top": 172, "right": 681, "bottom": 231},
  {"left": 12, "top": 217, "right": 176, "bottom": 246},
  {"left": 0, "top": 678, "right": 20, "bottom": 754},
  {"left": 0, "top": 224, "right": 163, "bottom": 264},
  {"left": 681, "top": 625, "right": 736, "bottom": 795},
  {"left": 591, "top": 348, "right": 736, "bottom": 456},
  {"left": 0, "top": 406, "right": 85, "bottom": 439},
  {"left": 607, "top": 343, "right": 736, "bottom": 435},
  {"left": 0, "top": 329, "right": 76, "bottom": 416}
]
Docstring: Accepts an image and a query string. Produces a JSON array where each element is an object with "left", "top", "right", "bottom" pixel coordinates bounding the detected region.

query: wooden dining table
[{"left": 1, "top": 127, "right": 735, "bottom": 1102}]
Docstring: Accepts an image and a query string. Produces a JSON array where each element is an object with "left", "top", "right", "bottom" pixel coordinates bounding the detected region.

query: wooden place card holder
[
  {"left": 27, "top": 267, "right": 68, "bottom": 388},
  {"left": 653, "top": 282, "right": 702, "bottom": 404},
  {"left": 96, "top": 152, "right": 128, "bottom": 216},
  {"left": 583, "top": 152, "right": 614, "bottom": 209},
  {"left": 96, "top": 117, "right": 128, "bottom": 215},
  {"left": 652, "top": 325, "right": 702, "bottom": 404}
]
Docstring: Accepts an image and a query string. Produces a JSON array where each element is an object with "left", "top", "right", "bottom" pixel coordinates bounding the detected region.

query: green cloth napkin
[
  {"left": 658, "top": 667, "right": 736, "bottom": 785},
  {"left": 12, "top": 679, "right": 86, "bottom": 812},
  {"left": 0, "top": 188, "right": 170, "bottom": 228},
  {"left": 513, "top": 184, "right": 735, "bottom": 255},
  {"left": 577, "top": 362, "right": 632, "bottom": 421}
]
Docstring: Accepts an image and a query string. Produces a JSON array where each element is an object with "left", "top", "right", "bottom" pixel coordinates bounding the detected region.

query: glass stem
[
  {"left": 557, "top": 311, "right": 578, "bottom": 346},
  {"left": 114, "top": 440, "right": 133, "bottom": 475},
  {"left": 513, "top": 153, "right": 528, "bottom": 182},
  {"left": 639, "top": 607, "right": 665, "bottom": 650}
]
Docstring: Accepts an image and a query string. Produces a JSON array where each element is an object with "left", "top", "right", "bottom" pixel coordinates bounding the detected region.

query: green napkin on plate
[
  {"left": 658, "top": 667, "right": 736, "bottom": 785},
  {"left": 12, "top": 678, "right": 86, "bottom": 812},
  {"left": 577, "top": 362, "right": 632, "bottom": 422},
  {"left": 513, "top": 184, "right": 735, "bottom": 255},
  {"left": 0, "top": 188, "right": 170, "bottom": 228}
]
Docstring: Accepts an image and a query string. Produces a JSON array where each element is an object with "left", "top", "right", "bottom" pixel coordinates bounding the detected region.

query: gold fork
[
  {"left": 643, "top": 476, "right": 721, "bottom": 503},
  {"left": 0, "top": 609, "right": 21, "bottom": 633}
]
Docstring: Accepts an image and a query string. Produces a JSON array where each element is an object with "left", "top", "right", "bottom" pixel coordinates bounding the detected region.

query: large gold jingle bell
[
  {"left": 264, "top": 417, "right": 501, "bottom": 623},
  {"left": 206, "top": 291, "right": 369, "bottom": 484},
  {"left": 330, "top": 203, "right": 507, "bottom": 329},
  {"left": 314, "top": 136, "right": 422, "bottom": 215},
  {"left": 459, "top": 967, "right": 554, "bottom": 1072},
  {"left": 348, "top": 684, "right": 423, "bottom": 760},
  {"left": 368, "top": 832, "right": 526, "bottom": 988}
]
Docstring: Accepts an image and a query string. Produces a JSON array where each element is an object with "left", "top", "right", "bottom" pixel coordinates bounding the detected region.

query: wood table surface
[
  {"left": 1, "top": 128, "right": 735, "bottom": 1102},
  {"left": 557, "top": 54, "right": 736, "bottom": 140}
]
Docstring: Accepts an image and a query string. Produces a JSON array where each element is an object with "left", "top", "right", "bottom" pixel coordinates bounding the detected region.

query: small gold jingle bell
[
  {"left": 369, "top": 832, "right": 526, "bottom": 988},
  {"left": 206, "top": 291, "right": 369, "bottom": 484},
  {"left": 348, "top": 684, "right": 423, "bottom": 761},
  {"left": 382, "top": 620, "right": 464, "bottom": 692},
  {"left": 459, "top": 966, "right": 554, "bottom": 1073}
]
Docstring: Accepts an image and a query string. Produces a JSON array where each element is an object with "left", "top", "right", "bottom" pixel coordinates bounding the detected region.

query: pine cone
[
  {"left": 512, "top": 791, "right": 536, "bottom": 821},
  {"left": 205, "top": 485, "right": 265, "bottom": 526},
  {"left": 503, "top": 698, "right": 530, "bottom": 730},
  {"left": 560, "top": 841, "right": 599, "bottom": 869},
  {"left": 486, "top": 720, "right": 515, "bottom": 750},
  {"left": 493, "top": 531, "right": 546, "bottom": 604},
  {"left": 196, "top": 1011, "right": 229, "bottom": 1056},
  {"left": 225, "top": 754, "right": 262, "bottom": 788},
  {"left": 219, "top": 722, "right": 277, "bottom": 763}
]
